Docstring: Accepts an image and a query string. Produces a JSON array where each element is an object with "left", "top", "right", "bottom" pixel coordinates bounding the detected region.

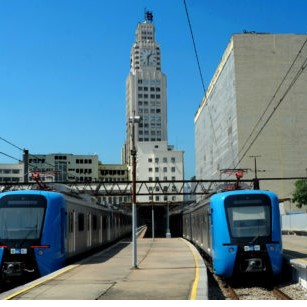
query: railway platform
[
  {"left": 282, "top": 234, "right": 307, "bottom": 289},
  {"left": 0, "top": 238, "right": 208, "bottom": 300}
]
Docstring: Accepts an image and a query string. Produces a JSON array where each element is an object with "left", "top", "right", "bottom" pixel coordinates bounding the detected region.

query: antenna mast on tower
[{"left": 144, "top": 9, "right": 153, "bottom": 23}]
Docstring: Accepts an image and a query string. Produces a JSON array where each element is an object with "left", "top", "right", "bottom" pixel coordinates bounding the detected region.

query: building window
[{"left": 163, "top": 157, "right": 167, "bottom": 163}]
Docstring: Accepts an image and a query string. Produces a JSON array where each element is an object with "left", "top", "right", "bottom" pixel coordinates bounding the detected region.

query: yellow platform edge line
[
  {"left": 180, "top": 238, "right": 200, "bottom": 300},
  {"left": 3, "top": 264, "right": 80, "bottom": 300}
]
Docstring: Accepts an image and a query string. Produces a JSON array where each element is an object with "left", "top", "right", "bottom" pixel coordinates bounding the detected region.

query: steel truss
[
  {"left": 0, "top": 179, "right": 255, "bottom": 196},
  {"left": 0, "top": 177, "right": 305, "bottom": 198}
]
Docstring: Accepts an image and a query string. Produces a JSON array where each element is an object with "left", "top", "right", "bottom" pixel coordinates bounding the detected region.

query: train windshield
[
  {"left": 0, "top": 194, "right": 47, "bottom": 240},
  {"left": 225, "top": 194, "right": 271, "bottom": 240}
]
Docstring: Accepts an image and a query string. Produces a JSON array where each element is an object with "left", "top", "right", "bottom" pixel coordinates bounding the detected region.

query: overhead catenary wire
[
  {"left": 0, "top": 136, "right": 24, "bottom": 152},
  {"left": 0, "top": 135, "right": 61, "bottom": 175},
  {"left": 0, "top": 152, "right": 21, "bottom": 162},
  {"left": 183, "top": 0, "right": 206, "bottom": 94},
  {"left": 183, "top": 0, "right": 219, "bottom": 149}
]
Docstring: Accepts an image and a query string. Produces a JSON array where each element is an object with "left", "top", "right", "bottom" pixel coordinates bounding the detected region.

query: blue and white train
[
  {"left": 183, "top": 189, "right": 283, "bottom": 278},
  {"left": 0, "top": 188, "right": 131, "bottom": 281}
]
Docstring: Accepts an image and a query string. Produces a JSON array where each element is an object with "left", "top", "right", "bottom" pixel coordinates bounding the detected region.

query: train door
[
  {"left": 206, "top": 206, "right": 212, "bottom": 253},
  {"left": 87, "top": 213, "right": 92, "bottom": 247},
  {"left": 61, "top": 208, "right": 66, "bottom": 254},
  {"left": 208, "top": 207, "right": 213, "bottom": 255},
  {"left": 68, "top": 210, "right": 76, "bottom": 255},
  {"left": 99, "top": 215, "right": 103, "bottom": 244},
  {"left": 200, "top": 209, "right": 204, "bottom": 247},
  {"left": 189, "top": 212, "right": 193, "bottom": 241}
]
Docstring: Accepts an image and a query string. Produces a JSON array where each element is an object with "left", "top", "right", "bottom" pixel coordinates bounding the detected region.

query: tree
[{"left": 292, "top": 179, "right": 307, "bottom": 208}]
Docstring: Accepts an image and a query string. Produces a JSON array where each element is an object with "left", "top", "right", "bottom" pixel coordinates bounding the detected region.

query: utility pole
[
  {"left": 129, "top": 114, "right": 140, "bottom": 269},
  {"left": 23, "top": 149, "right": 29, "bottom": 183},
  {"left": 249, "top": 155, "right": 261, "bottom": 189}
]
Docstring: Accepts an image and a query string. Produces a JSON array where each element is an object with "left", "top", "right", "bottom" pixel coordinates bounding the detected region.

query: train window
[
  {"left": 93, "top": 215, "right": 97, "bottom": 230},
  {"left": 0, "top": 194, "right": 46, "bottom": 240},
  {"left": 78, "top": 213, "right": 85, "bottom": 231},
  {"left": 68, "top": 212, "right": 74, "bottom": 233},
  {"left": 87, "top": 214, "right": 91, "bottom": 231},
  {"left": 225, "top": 194, "right": 271, "bottom": 239}
]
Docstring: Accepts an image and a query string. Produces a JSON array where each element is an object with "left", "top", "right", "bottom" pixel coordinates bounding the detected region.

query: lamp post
[
  {"left": 166, "top": 201, "right": 171, "bottom": 238},
  {"left": 129, "top": 114, "right": 140, "bottom": 269}
]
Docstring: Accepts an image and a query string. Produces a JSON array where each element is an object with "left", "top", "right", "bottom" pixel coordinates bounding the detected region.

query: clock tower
[
  {"left": 123, "top": 10, "right": 184, "bottom": 208},
  {"left": 124, "top": 10, "right": 168, "bottom": 163}
]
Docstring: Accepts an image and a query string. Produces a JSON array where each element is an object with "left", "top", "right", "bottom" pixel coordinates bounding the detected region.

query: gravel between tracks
[
  {"left": 207, "top": 269, "right": 307, "bottom": 300},
  {"left": 279, "top": 282, "right": 307, "bottom": 300}
]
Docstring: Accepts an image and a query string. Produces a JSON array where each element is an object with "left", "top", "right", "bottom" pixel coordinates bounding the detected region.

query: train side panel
[
  {"left": 210, "top": 194, "right": 237, "bottom": 277},
  {"left": 34, "top": 193, "right": 67, "bottom": 276},
  {"left": 0, "top": 189, "right": 131, "bottom": 282},
  {"left": 266, "top": 191, "right": 283, "bottom": 275}
]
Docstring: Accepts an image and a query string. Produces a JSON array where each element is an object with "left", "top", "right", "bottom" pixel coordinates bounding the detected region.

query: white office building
[
  {"left": 194, "top": 34, "right": 307, "bottom": 201},
  {"left": 136, "top": 141, "right": 184, "bottom": 203},
  {"left": 0, "top": 163, "right": 24, "bottom": 183},
  {"left": 28, "top": 153, "right": 99, "bottom": 182}
]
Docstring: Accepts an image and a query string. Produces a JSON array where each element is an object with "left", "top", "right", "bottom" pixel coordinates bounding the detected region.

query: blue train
[
  {"left": 183, "top": 189, "right": 283, "bottom": 278},
  {"left": 0, "top": 188, "right": 131, "bottom": 282}
]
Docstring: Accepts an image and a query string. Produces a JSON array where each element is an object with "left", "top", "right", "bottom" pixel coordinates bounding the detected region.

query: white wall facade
[
  {"left": 136, "top": 141, "right": 184, "bottom": 203},
  {"left": 28, "top": 153, "right": 99, "bottom": 182},
  {"left": 0, "top": 163, "right": 24, "bottom": 183},
  {"left": 195, "top": 34, "right": 307, "bottom": 200}
]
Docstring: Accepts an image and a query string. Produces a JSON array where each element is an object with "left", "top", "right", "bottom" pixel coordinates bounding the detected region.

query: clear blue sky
[{"left": 0, "top": 0, "right": 306, "bottom": 179}]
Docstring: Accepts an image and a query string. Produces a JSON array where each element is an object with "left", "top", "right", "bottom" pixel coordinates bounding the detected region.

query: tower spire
[{"left": 144, "top": 9, "right": 153, "bottom": 23}]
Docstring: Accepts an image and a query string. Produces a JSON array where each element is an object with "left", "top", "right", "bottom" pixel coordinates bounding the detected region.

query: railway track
[
  {"left": 200, "top": 248, "right": 295, "bottom": 300},
  {"left": 226, "top": 283, "right": 292, "bottom": 300}
]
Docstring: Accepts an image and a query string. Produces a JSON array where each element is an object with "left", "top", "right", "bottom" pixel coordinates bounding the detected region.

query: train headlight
[
  {"left": 38, "top": 250, "right": 44, "bottom": 256},
  {"left": 228, "top": 247, "right": 235, "bottom": 253},
  {"left": 269, "top": 245, "right": 277, "bottom": 252}
]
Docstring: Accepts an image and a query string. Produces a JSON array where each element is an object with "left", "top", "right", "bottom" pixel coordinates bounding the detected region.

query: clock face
[
  {"left": 149, "top": 53, "right": 157, "bottom": 65},
  {"left": 141, "top": 48, "right": 156, "bottom": 66}
]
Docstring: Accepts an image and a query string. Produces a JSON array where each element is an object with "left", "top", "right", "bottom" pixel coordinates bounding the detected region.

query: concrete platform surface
[
  {"left": 282, "top": 234, "right": 307, "bottom": 289},
  {"left": 0, "top": 238, "right": 208, "bottom": 300},
  {"left": 283, "top": 234, "right": 307, "bottom": 257}
]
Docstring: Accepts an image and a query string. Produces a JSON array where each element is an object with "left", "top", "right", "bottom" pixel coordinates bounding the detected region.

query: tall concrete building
[
  {"left": 124, "top": 11, "right": 184, "bottom": 204},
  {"left": 194, "top": 34, "right": 307, "bottom": 201},
  {"left": 125, "top": 11, "right": 167, "bottom": 156}
]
